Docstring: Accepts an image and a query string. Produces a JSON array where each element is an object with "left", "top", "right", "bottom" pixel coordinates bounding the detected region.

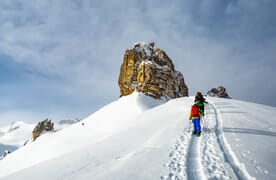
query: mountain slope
[
  {"left": 0, "top": 121, "right": 35, "bottom": 158},
  {"left": 0, "top": 92, "right": 275, "bottom": 180}
]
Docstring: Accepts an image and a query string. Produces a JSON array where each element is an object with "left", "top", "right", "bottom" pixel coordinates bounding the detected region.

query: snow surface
[
  {"left": 0, "top": 121, "right": 35, "bottom": 157},
  {"left": 0, "top": 92, "right": 275, "bottom": 180},
  {"left": 0, "top": 119, "right": 80, "bottom": 158}
]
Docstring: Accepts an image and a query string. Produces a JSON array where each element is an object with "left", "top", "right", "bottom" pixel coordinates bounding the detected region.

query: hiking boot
[{"left": 196, "top": 131, "right": 201, "bottom": 137}]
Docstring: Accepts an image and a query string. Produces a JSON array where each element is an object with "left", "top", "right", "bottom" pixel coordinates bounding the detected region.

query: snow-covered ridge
[
  {"left": 0, "top": 92, "right": 167, "bottom": 178},
  {"left": 0, "top": 121, "right": 35, "bottom": 161},
  {"left": 0, "top": 94, "right": 275, "bottom": 180},
  {"left": 0, "top": 122, "right": 34, "bottom": 147}
]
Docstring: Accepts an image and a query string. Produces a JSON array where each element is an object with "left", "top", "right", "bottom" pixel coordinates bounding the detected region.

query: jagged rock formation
[
  {"left": 118, "top": 42, "right": 188, "bottom": 99},
  {"left": 207, "top": 86, "right": 231, "bottom": 98},
  {"left": 32, "top": 119, "right": 54, "bottom": 141}
]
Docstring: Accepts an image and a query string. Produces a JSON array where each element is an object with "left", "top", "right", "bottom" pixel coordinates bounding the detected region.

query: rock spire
[{"left": 118, "top": 42, "right": 188, "bottom": 99}]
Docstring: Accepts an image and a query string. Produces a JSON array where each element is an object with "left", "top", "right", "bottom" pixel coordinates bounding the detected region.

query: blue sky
[{"left": 0, "top": 0, "right": 276, "bottom": 125}]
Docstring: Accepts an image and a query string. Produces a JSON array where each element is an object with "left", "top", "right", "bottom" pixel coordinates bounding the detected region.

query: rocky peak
[
  {"left": 32, "top": 119, "right": 54, "bottom": 141},
  {"left": 118, "top": 42, "right": 188, "bottom": 99},
  {"left": 207, "top": 86, "right": 231, "bottom": 98}
]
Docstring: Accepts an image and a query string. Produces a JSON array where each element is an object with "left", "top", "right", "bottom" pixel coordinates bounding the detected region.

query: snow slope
[
  {"left": 0, "top": 119, "right": 80, "bottom": 158},
  {"left": 0, "top": 121, "right": 35, "bottom": 157},
  {"left": 0, "top": 92, "right": 275, "bottom": 180}
]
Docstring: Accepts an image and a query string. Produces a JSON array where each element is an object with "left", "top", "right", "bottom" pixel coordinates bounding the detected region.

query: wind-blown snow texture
[{"left": 0, "top": 92, "right": 275, "bottom": 180}]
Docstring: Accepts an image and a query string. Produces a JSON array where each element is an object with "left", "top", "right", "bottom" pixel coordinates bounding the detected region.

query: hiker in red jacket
[{"left": 189, "top": 102, "right": 202, "bottom": 136}]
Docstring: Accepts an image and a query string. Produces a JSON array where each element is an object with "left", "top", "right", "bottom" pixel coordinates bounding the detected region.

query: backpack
[
  {"left": 195, "top": 95, "right": 205, "bottom": 103},
  {"left": 199, "top": 96, "right": 205, "bottom": 103},
  {"left": 191, "top": 105, "right": 200, "bottom": 117}
]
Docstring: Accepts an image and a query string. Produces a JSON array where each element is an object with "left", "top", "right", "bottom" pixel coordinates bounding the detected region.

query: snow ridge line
[{"left": 208, "top": 99, "right": 256, "bottom": 180}]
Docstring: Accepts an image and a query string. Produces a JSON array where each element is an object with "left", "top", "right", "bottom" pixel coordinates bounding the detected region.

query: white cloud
[{"left": 0, "top": 0, "right": 275, "bottom": 125}]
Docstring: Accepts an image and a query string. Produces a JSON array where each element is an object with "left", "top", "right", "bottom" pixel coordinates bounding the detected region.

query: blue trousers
[{"left": 192, "top": 118, "right": 201, "bottom": 133}]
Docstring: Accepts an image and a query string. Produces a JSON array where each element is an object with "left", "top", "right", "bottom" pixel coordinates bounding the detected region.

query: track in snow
[
  {"left": 209, "top": 101, "right": 255, "bottom": 180},
  {"left": 161, "top": 100, "right": 255, "bottom": 180}
]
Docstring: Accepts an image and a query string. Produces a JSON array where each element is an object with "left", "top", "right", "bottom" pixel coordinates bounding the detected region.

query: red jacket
[{"left": 189, "top": 105, "right": 201, "bottom": 120}]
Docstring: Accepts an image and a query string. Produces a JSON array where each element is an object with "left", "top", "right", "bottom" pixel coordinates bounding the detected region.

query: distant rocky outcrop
[
  {"left": 207, "top": 86, "right": 231, "bottom": 98},
  {"left": 54, "top": 119, "right": 81, "bottom": 131},
  {"left": 32, "top": 119, "right": 54, "bottom": 141},
  {"left": 58, "top": 119, "right": 81, "bottom": 125},
  {"left": 118, "top": 42, "right": 188, "bottom": 99}
]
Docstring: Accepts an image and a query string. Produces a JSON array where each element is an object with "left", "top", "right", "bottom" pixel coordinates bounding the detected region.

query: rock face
[
  {"left": 32, "top": 119, "right": 54, "bottom": 141},
  {"left": 118, "top": 42, "right": 188, "bottom": 99},
  {"left": 207, "top": 86, "right": 231, "bottom": 98}
]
